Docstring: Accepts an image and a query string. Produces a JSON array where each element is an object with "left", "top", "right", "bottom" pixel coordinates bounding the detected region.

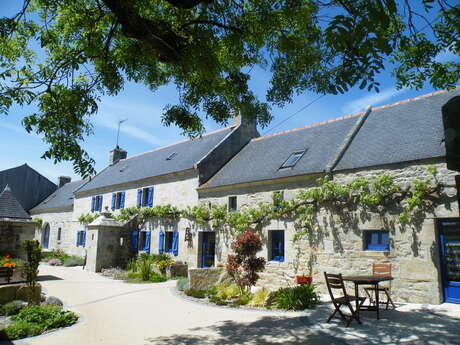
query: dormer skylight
[
  {"left": 166, "top": 152, "right": 177, "bottom": 160},
  {"left": 280, "top": 150, "right": 306, "bottom": 169}
]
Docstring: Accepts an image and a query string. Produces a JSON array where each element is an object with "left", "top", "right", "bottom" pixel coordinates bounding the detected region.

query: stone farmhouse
[
  {"left": 30, "top": 88, "right": 460, "bottom": 304},
  {"left": 0, "top": 164, "right": 57, "bottom": 258}
]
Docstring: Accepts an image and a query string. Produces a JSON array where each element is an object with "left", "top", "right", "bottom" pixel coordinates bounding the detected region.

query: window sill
[{"left": 360, "top": 251, "right": 389, "bottom": 257}]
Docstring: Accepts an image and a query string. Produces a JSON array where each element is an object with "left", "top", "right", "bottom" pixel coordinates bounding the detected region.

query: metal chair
[
  {"left": 364, "top": 263, "right": 395, "bottom": 310},
  {"left": 324, "top": 272, "right": 366, "bottom": 327}
]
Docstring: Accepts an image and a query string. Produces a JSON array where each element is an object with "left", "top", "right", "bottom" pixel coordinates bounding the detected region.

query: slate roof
[
  {"left": 0, "top": 164, "right": 57, "bottom": 211},
  {"left": 77, "top": 127, "right": 234, "bottom": 193},
  {"left": 31, "top": 179, "right": 87, "bottom": 212},
  {"left": 0, "top": 185, "right": 31, "bottom": 220},
  {"left": 202, "top": 115, "right": 361, "bottom": 188},
  {"left": 334, "top": 88, "right": 460, "bottom": 171},
  {"left": 203, "top": 88, "right": 460, "bottom": 189}
]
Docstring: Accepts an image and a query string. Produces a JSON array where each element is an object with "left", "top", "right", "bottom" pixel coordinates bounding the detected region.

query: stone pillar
[{"left": 85, "top": 211, "right": 131, "bottom": 272}]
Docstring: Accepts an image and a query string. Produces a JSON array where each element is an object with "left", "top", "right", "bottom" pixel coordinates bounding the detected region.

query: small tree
[
  {"left": 22, "top": 240, "right": 42, "bottom": 293},
  {"left": 227, "top": 230, "right": 266, "bottom": 293}
]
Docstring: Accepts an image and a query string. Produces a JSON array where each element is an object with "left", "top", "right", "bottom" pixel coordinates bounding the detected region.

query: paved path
[{"left": 3, "top": 265, "right": 460, "bottom": 345}]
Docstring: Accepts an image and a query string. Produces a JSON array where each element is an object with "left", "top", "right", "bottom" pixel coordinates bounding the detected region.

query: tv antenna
[{"left": 116, "top": 119, "right": 127, "bottom": 147}]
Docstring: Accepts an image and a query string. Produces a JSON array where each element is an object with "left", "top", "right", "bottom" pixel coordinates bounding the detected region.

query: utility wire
[{"left": 263, "top": 94, "right": 325, "bottom": 135}]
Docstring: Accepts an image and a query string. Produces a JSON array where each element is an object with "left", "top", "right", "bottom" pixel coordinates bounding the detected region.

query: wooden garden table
[{"left": 342, "top": 275, "right": 394, "bottom": 321}]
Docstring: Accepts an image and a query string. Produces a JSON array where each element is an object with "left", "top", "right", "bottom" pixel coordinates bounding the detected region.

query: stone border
[{"left": 169, "top": 285, "right": 309, "bottom": 316}]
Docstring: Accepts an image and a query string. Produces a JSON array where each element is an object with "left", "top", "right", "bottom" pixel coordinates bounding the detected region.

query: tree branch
[
  {"left": 164, "top": 0, "right": 213, "bottom": 9},
  {"left": 180, "top": 19, "right": 242, "bottom": 33}
]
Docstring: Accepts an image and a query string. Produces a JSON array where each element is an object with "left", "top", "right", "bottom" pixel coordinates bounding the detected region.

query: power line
[{"left": 263, "top": 94, "right": 325, "bottom": 135}]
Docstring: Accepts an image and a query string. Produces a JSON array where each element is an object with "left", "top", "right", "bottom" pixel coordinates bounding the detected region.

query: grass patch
[
  {"left": 184, "top": 289, "right": 206, "bottom": 298},
  {"left": 63, "top": 256, "right": 85, "bottom": 267}
]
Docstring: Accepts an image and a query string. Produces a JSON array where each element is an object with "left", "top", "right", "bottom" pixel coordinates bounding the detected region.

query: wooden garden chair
[
  {"left": 324, "top": 272, "right": 366, "bottom": 327},
  {"left": 363, "top": 263, "right": 396, "bottom": 310}
]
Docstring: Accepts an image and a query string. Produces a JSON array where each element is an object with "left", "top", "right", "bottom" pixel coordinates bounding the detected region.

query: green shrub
[
  {"left": 1, "top": 305, "right": 79, "bottom": 340},
  {"left": 149, "top": 273, "right": 167, "bottom": 283},
  {"left": 216, "top": 283, "right": 240, "bottom": 299},
  {"left": 272, "top": 284, "right": 320, "bottom": 310},
  {"left": 248, "top": 288, "right": 270, "bottom": 307},
  {"left": 2, "top": 320, "right": 44, "bottom": 339},
  {"left": 127, "top": 271, "right": 139, "bottom": 279},
  {"left": 126, "top": 258, "right": 137, "bottom": 272},
  {"left": 209, "top": 295, "right": 228, "bottom": 305},
  {"left": 42, "top": 250, "right": 69, "bottom": 262},
  {"left": 176, "top": 277, "right": 190, "bottom": 291},
  {"left": 151, "top": 254, "right": 171, "bottom": 264},
  {"left": 137, "top": 254, "right": 152, "bottom": 281},
  {"left": 1, "top": 301, "right": 25, "bottom": 316},
  {"left": 184, "top": 289, "right": 206, "bottom": 298},
  {"left": 63, "top": 256, "right": 85, "bottom": 267},
  {"left": 206, "top": 285, "right": 218, "bottom": 297}
]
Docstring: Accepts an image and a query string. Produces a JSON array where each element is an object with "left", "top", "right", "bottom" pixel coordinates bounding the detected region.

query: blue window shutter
[
  {"left": 82, "top": 231, "right": 86, "bottom": 247},
  {"left": 381, "top": 231, "right": 389, "bottom": 250},
  {"left": 159, "top": 231, "right": 165, "bottom": 254},
  {"left": 111, "top": 193, "right": 116, "bottom": 210},
  {"left": 130, "top": 231, "right": 139, "bottom": 252},
  {"left": 91, "top": 197, "right": 95, "bottom": 212},
  {"left": 98, "top": 195, "right": 103, "bottom": 211},
  {"left": 148, "top": 187, "right": 154, "bottom": 207},
  {"left": 137, "top": 189, "right": 142, "bottom": 207},
  {"left": 76, "top": 231, "right": 80, "bottom": 246},
  {"left": 120, "top": 192, "right": 125, "bottom": 209},
  {"left": 279, "top": 231, "right": 285, "bottom": 262},
  {"left": 172, "top": 231, "right": 179, "bottom": 256},
  {"left": 145, "top": 231, "right": 151, "bottom": 253}
]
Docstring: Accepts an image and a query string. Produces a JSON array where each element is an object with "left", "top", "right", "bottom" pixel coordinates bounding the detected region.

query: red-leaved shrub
[{"left": 227, "top": 230, "right": 266, "bottom": 292}]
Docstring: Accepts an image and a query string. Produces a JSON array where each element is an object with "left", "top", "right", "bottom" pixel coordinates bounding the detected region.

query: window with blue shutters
[
  {"left": 111, "top": 193, "right": 116, "bottom": 210},
  {"left": 138, "top": 231, "right": 151, "bottom": 252},
  {"left": 91, "top": 196, "right": 95, "bottom": 212},
  {"left": 138, "top": 187, "right": 154, "bottom": 207},
  {"left": 269, "top": 230, "right": 284, "bottom": 262},
  {"left": 92, "top": 195, "right": 103, "bottom": 212},
  {"left": 76, "top": 231, "right": 87, "bottom": 247},
  {"left": 165, "top": 232, "right": 174, "bottom": 253},
  {"left": 364, "top": 230, "right": 390, "bottom": 251},
  {"left": 112, "top": 192, "right": 126, "bottom": 210}
]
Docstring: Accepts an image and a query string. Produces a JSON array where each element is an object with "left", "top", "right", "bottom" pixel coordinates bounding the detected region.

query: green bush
[
  {"left": 137, "top": 254, "right": 152, "bottom": 281},
  {"left": 209, "top": 295, "right": 228, "bottom": 305},
  {"left": 248, "top": 288, "right": 270, "bottom": 307},
  {"left": 149, "top": 273, "right": 167, "bottom": 283},
  {"left": 272, "top": 284, "right": 320, "bottom": 310},
  {"left": 1, "top": 305, "right": 79, "bottom": 340},
  {"left": 151, "top": 254, "right": 171, "bottom": 264},
  {"left": 2, "top": 320, "right": 44, "bottom": 339},
  {"left": 184, "top": 289, "right": 206, "bottom": 298},
  {"left": 1, "top": 301, "right": 25, "bottom": 316},
  {"left": 63, "top": 256, "right": 85, "bottom": 267},
  {"left": 42, "top": 250, "right": 69, "bottom": 262},
  {"left": 126, "top": 258, "right": 137, "bottom": 272},
  {"left": 176, "top": 277, "right": 190, "bottom": 291},
  {"left": 216, "top": 283, "right": 240, "bottom": 299},
  {"left": 206, "top": 285, "right": 218, "bottom": 297}
]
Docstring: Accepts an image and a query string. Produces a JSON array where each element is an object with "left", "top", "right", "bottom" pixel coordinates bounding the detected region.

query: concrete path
[{"left": 3, "top": 265, "right": 460, "bottom": 345}]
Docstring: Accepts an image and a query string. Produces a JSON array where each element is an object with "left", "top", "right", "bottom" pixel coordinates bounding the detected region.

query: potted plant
[{"left": 296, "top": 275, "right": 312, "bottom": 285}]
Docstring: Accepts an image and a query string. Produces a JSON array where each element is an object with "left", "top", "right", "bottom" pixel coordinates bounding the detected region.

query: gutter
[{"left": 325, "top": 105, "right": 372, "bottom": 175}]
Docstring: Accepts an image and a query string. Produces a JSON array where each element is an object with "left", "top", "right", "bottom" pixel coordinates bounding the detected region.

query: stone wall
[
  {"left": 73, "top": 170, "right": 200, "bottom": 220},
  {"left": 29, "top": 208, "right": 86, "bottom": 257},
  {"left": 198, "top": 159, "right": 459, "bottom": 304},
  {"left": 0, "top": 223, "right": 36, "bottom": 260}
]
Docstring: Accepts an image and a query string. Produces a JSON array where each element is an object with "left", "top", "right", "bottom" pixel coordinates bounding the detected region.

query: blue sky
[{"left": 0, "top": 1, "right": 458, "bottom": 183}]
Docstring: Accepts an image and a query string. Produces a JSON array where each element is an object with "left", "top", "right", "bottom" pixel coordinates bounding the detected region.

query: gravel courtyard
[{"left": 3, "top": 265, "right": 459, "bottom": 345}]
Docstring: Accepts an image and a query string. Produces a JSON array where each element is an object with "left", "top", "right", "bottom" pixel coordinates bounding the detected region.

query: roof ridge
[
  {"left": 123, "top": 126, "right": 234, "bottom": 161},
  {"left": 252, "top": 86, "right": 460, "bottom": 142}
]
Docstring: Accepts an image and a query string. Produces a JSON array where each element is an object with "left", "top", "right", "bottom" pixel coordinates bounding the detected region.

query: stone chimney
[
  {"left": 231, "top": 109, "right": 258, "bottom": 137},
  {"left": 109, "top": 146, "right": 127, "bottom": 165},
  {"left": 58, "top": 176, "right": 71, "bottom": 188}
]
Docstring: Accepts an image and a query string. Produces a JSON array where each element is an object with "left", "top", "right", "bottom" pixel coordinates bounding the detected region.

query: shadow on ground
[
  {"left": 146, "top": 304, "right": 460, "bottom": 345},
  {"left": 37, "top": 275, "right": 63, "bottom": 282}
]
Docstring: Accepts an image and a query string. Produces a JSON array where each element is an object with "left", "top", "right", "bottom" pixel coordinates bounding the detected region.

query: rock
[
  {"left": 0, "top": 285, "right": 20, "bottom": 304},
  {"left": 15, "top": 284, "right": 41, "bottom": 303},
  {"left": 188, "top": 267, "right": 225, "bottom": 291},
  {"left": 166, "top": 264, "right": 188, "bottom": 279},
  {"left": 43, "top": 296, "right": 63, "bottom": 307}
]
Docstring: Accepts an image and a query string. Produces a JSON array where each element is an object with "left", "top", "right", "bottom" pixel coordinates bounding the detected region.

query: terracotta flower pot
[{"left": 296, "top": 275, "right": 312, "bottom": 285}]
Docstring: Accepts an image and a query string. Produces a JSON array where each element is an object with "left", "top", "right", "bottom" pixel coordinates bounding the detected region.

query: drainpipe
[{"left": 325, "top": 106, "right": 372, "bottom": 178}]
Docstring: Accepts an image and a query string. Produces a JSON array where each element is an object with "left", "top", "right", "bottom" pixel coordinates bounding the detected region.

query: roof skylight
[
  {"left": 280, "top": 150, "right": 306, "bottom": 169},
  {"left": 166, "top": 152, "right": 177, "bottom": 160}
]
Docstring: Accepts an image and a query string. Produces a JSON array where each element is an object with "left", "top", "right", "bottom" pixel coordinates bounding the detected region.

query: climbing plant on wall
[{"left": 91, "top": 166, "right": 443, "bottom": 242}]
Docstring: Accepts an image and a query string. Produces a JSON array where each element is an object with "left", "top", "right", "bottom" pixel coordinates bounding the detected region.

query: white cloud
[{"left": 342, "top": 87, "right": 409, "bottom": 114}]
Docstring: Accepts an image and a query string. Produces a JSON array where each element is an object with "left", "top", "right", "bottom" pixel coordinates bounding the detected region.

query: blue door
[
  {"left": 201, "top": 232, "right": 215, "bottom": 268},
  {"left": 43, "top": 224, "right": 50, "bottom": 249},
  {"left": 438, "top": 219, "right": 460, "bottom": 304}
]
